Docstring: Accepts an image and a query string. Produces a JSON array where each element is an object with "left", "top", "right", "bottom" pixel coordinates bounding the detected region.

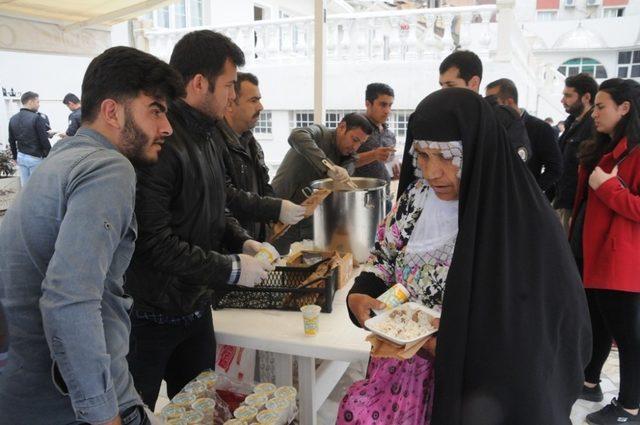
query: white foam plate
[{"left": 364, "top": 302, "right": 440, "bottom": 346}]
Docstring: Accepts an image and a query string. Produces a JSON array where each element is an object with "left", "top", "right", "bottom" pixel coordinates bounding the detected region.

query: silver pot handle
[
  {"left": 301, "top": 187, "right": 314, "bottom": 199},
  {"left": 364, "top": 191, "right": 376, "bottom": 209}
]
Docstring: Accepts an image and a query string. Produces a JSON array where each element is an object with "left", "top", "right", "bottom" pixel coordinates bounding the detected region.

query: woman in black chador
[{"left": 348, "top": 88, "right": 592, "bottom": 425}]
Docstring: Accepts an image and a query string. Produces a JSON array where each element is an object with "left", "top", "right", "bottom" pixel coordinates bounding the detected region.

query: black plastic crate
[{"left": 212, "top": 260, "right": 338, "bottom": 313}]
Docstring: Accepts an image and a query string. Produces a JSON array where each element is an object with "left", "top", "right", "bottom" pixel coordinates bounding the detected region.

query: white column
[
  {"left": 314, "top": 0, "right": 326, "bottom": 126},
  {"left": 496, "top": 0, "right": 515, "bottom": 62}
]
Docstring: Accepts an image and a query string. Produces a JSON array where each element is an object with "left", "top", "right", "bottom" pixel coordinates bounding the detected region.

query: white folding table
[{"left": 212, "top": 279, "right": 371, "bottom": 425}]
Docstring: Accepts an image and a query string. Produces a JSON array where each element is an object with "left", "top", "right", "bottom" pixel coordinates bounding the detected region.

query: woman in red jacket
[{"left": 573, "top": 78, "right": 640, "bottom": 425}]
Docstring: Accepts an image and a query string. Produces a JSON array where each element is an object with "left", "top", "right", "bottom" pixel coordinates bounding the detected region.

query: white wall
[{"left": 0, "top": 51, "right": 92, "bottom": 148}]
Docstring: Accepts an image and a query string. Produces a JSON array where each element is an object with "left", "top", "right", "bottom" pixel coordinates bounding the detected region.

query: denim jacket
[{"left": 0, "top": 128, "right": 142, "bottom": 424}]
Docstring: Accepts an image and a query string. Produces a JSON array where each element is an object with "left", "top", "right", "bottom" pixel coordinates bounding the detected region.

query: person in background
[
  {"left": 546, "top": 116, "right": 561, "bottom": 140},
  {"left": 271, "top": 113, "right": 373, "bottom": 253},
  {"left": 398, "top": 50, "right": 530, "bottom": 198},
  {"left": 0, "top": 46, "right": 183, "bottom": 425},
  {"left": 557, "top": 120, "right": 566, "bottom": 136},
  {"left": 571, "top": 78, "right": 640, "bottom": 425},
  {"left": 7, "top": 91, "right": 51, "bottom": 186},
  {"left": 486, "top": 78, "right": 563, "bottom": 195},
  {"left": 125, "top": 30, "right": 275, "bottom": 410},
  {"left": 218, "top": 72, "right": 305, "bottom": 241},
  {"left": 354, "top": 83, "right": 398, "bottom": 211},
  {"left": 553, "top": 73, "right": 598, "bottom": 232},
  {"left": 61, "top": 93, "right": 82, "bottom": 137}
]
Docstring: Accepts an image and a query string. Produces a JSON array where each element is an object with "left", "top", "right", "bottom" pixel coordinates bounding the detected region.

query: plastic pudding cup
[
  {"left": 253, "top": 382, "right": 277, "bottom": 397},
  {"left": 274, "top": 386, "right": 297, "bottom": 400},
  {"left": 374, "top": 284, "right": 410, "bottom": 315},
  {"left": 254, "top": 242, "right": 280, "bottom": 264},
  {"left": 234, "top": 405, "right": 259, "bottom": 423},
  {"left": 256, "top": 408, "right": 283, "bottom": 424},
  {"left": 196, "top": 371, "right": 218, "bottom": 391},
  {"left": 266, "top": 397, "right": 293, "bottom": 421},
  {"left": 191, "top": 397, "right": 216, "bottom": 418},
  {"left": 172, "top": 392, "right": 197, "bottom": 408},
  {"left": 160, "top": 404, "right": 186, "bottom": 420},
  {"left": 223, "top": 420, "right": 248, "bottom": 425},
  {"left": 183, "top": 410, "right": 205, "bottom": 424},
  {"left": 300, "top": 304, "right": 321, "bottom": 336},
  {"left": 244, "top": 393, "right": 268, "bottom": 409},
  {"left": 166, "top": 419, "right": 188, "bottom": 425},
  {"left": 183, "top": 380, "right": 208, "bottom": 398}
]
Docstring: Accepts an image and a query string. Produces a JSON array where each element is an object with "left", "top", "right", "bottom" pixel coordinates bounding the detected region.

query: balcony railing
[{"left": 143, "top": 4, "right": 502, "bottom": 64}]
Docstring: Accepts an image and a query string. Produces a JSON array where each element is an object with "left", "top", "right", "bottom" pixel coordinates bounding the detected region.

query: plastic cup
[
  {"left": 160, "top": 404, "right": 186, "bottom": 421},
  {"left": 266, "top": 397, "right": 293, "bottom": 422},
  {"left": 191, "top": 398, "right": 216, "bottom": 420},
  {"left": 234, "top": 405, "right": 258, "bottom": 423},
  {"left": 253, "top": 382, "right": 277, "bottom": 397},
  {"left": 254, "top": 242, "right": 280, "bottom": 264},
  {"left": 224, "top": 420, "right": 248, "bottom": 425},
  {"left": 274, "top": 386, "right": 297, "bottom": 400},
  {"left": 183, "top": 410, "right": 205, "bottom": 424},
  {"left": 244, "top": 393, "right": 268, "bottom": 410},
  {"left": 373, "top": 284, "right": 410, "bottom": 315},
  {"left": 183, "top": 380, "right": 208, "bottom": 399},
  {"left": 300, "top": 304, "right": 321, "bottom": 336},
  {"left": 166, "top": 419, "right": 188, "bottom": 425},
  {"left": 256, "top": 408, "right": 286, "bottom": 425},
  {"left": 172, "top": 392, "right": 197, "bottom": 408}
]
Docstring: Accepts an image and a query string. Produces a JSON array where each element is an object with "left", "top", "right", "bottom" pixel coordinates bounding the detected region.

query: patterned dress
[{"left": 337, "top": 180, "right": 457, "bottom": 425}]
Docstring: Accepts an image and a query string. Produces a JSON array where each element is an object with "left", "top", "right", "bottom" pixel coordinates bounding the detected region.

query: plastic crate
[{"left": 212, "top": 260, "right": 338, "bottom": 313}]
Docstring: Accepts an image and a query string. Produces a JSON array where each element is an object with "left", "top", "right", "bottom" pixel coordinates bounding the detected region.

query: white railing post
[{"left": 496, "top": 0, "right": 515, "bottom": 62}]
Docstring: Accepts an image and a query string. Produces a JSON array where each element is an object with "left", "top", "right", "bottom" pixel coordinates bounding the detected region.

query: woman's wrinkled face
[{"left": 415, "top": 142, "right": 462, "bottom": 201}]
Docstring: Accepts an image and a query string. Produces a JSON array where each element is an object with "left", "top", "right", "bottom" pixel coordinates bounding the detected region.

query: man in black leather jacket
[
  {"left": 218, "top": 72, "right": 305, "bottom": 241},
  {"left": 397, "top": 50, "right": 531, "bottom": 198},
  {"left": 125, "top": 30, "right": 276, "bottom": 409},
  {"left": 8, "top": 91, "right": 51, "bottom": 186}
]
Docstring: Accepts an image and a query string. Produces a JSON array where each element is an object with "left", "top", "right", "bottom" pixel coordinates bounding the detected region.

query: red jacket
[{"left": 573, "top": 137, "right": 640, "bottom": 293}]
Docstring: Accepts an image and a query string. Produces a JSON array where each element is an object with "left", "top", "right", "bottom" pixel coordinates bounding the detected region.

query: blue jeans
[{"left": 16, "top": 152, "right": 42, "bottom": 187}]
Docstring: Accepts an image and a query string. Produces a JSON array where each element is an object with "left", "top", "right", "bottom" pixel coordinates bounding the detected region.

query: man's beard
[
  {"left": 120, "top": 114, "right": 157, "bottom": 166},
  {"left": 566, "top": 100, "right": 584, "bottom": 117}
]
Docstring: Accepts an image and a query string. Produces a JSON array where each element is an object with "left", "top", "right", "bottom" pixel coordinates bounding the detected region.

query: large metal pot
[{"left": 309, "top": 177, "right": 387, "bottom": 263}]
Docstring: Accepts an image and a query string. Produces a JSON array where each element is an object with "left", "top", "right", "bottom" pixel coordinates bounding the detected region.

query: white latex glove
[
  {"left": 279, "top": 200, "right": 306, "bottom": 225},
  {"left": 242, "top": 239, "right": 263, "bottom": 256},
  {"left": 237, "top": 254, "right": 274, "bottom": 287},
  {"left": 326, "top": 165, "right": 351, "bottom": 183}
]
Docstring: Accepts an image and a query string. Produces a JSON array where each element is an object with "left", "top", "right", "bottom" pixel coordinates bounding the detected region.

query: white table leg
[
  {"left": 314, "top": 360, "right": 350, "bottom": 410},
  {"left": 297, "top": 356, "right": 317, "bottom": 425},
  {"left": 273, "top": 353, "right": 293, "bottom": 387}
]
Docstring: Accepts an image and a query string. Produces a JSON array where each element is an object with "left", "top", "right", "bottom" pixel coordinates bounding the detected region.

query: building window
[
  {"left": 325, "top": 111, "right": 347, "bottom": 128},
  {"left": 536, "top": 11, "right": 558, "bottom": 21},
  {"left": 617, "top": 50, "right": 640, "bottom": 78},
  {"left": 558, "top": 58, "right": 607, "bottom": 79},
  {"left": 175, "top": 0, "right": 186, "bottom": 28},
  {"left": 290, "top": 111, "right": 315, "bottom": 129},
  {"left": 189, "top": 0, "right": 204, "bottom": 26},
  {"left": 254, "top": 111, "right": 272, "bottom": 135},
  {"left": 157, "top": 6, "right": 170, "bottom": 28},
  {"left": 389, "top": 111, "right": 411, "bottom": 139},
  {"left": 603, "top": 7, "right": 624, "bottom": 18}
]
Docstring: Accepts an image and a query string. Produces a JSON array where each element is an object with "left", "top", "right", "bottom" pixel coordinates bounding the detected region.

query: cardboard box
[{"left": 285, "top": 250, "right": 354, "bottom": 289}]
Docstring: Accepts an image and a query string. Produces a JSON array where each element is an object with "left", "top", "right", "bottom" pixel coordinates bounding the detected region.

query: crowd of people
[{"left": 0, "top": 28, "right": 638, "bottom": 425}]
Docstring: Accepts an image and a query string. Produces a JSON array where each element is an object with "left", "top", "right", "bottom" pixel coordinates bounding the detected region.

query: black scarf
[{"left": 408, "top": 89, "right": 591, "bottom": 425}]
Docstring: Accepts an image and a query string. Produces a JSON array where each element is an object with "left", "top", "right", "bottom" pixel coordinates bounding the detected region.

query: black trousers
[
  {"left": 584, "top": 289, "right": 640, "bottom": 409},
  {"left": 127, "top": 308, "right": 216, "bottom": 410}
]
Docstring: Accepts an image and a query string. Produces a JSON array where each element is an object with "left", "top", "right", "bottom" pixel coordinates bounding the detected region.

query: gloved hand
[
  {"left": 236, "top": 254, "right": 274, "bottom": 287},
  {"left": 242, "top": 239, "right": 263, "bottom": 256},
  {"left": 326, "top": 165, "right": 351, "bottom": 183},
  {"left": 279, "top": 200, "right": 306, "bottom": 225}
]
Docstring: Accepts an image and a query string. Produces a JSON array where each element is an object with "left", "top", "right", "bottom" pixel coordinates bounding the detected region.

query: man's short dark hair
[
  {"left": 21, "top": 91, "right": 38, "bottom": 105},
  {"left": 341, "top": 113, "right": 374, "bottom": 135},
  {"left": 439, "top": 50, "right": 483, "bottom": 83},
  {"left": 365, "top": 83, "right": 394, "bottom": 104},
  {"left": 544, "top": 117, "right": 553, "bottom": 123},
  {"left": 62, "top": 93, "right": 80, "bottom": 105},
  {"left": 234, "top": 72, "right": 259, "bottom": 102},
  {"left": 486, "top": 78, "right": 519, "bottom": 104},
  {"left": 170, "top": 30, "right": 245, "bottom": 90},
  {"left": 565, "top": 73, "right": 598, "bottom": 105},
  {"left": 81, "top": 46, "right": 185, "bottom": 124}
]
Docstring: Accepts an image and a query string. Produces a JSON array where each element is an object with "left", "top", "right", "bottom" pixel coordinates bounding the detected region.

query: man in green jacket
[{"left": 271, "top": 113, "right": 373, "bottom": 253}]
